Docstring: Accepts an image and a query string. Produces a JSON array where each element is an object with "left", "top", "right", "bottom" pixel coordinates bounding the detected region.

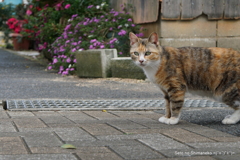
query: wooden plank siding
[
  {"left": 181, "top": 0, "right": 202, "bottom": 20},
  {"left": 224, "top": 0, "right": 240, "bottom": 19},
  {"left": 203, "top": 0, "right": 224, "bottom": 20},
  {"left": 109, "top": 0, "right": 159, "bottom": 24},
  {"left": 109, "top": 0, "right": 240, "bottom": 23},
  {"left": 162, "top": 0, "right": 240, "bottom": 20}
]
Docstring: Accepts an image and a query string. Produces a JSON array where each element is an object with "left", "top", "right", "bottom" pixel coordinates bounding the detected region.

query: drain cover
[{"left": 3, "top": 99, "right": 228, "bottom": 111}]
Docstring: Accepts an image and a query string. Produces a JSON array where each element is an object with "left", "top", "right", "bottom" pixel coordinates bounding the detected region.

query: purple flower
[
  {"left": 73, "top": 59, "right": 77, "bottom": 63},
  {"left": 89, "top": 45, "right": 94, "bottom": 49},
  {"left": 64, "top": 24, "right": 71, "bottom": 31},
  {"left": 53, "top": 58, "right": 58, "bottom": 64},
  {"left": 136, "top": 33, "right": 144, "bottom": 37},
  {"left": 119, "top": 52, "right": 123, "bottom": 55},
  {"left": 59, "top": 66, "right": 64, "bottom": 71},
  {"left": 100, "top": 45, "right": 105, "bottom": 49},
  {"left": 128, "top": 18, "right": 132, "bottom": 22},
  {"left": 66, "top": 40, "right": 70, "bottom": 43},
  {"left": 90, "top": 39, "right": 97, "bottom": 43},
  {"left": 72, "top": 14, "right": 78, "bottom": 18},
  {"left": 66, "top": 58, "right": 71, "bottom": 63},
  {"left": 87, "top": 5, "right": 93, "bottom": 9},
  {"left": 105, "top": 19, "right": 108, "bottom": 22},
  {"left": 78, "top": 41, "right": 82, "bottom": 44},
  {"left": 62, "top": 70, "right": 69, "bottom": 75},
  {"left": 100, "top": 15, "right": 104, "bottom": 18},
  {"left": 65, "top": 4, "right": 71, "bottom": 9},
  {"left": 83, "top": 22, "right": 88, "bottom": 25},
  {"left": 71, "top": 48, "right": 77, "bottom": 52},
  {"left": 71, "top": 42, "right": 77, "bottom": 46},
  {"left": 70, "top": 68, "right": 75, "bottom": 71},
  {"left": 118, "top": 30, "right": 127, "bottom": 36},
  {"left": 131, "top": 24, "right": 135, "bottom": 27},
  {"left": 114, "top": 12, "right": 119, "bottom": 16},
  {"left": 109, "top": 27, "right": 113, "bottom": 31},
  {"left": 47, "top": 66, "right": 52, "bottom": 70}
]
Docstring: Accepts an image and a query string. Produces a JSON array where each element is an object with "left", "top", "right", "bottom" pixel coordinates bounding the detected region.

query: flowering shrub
[
  {"left": 6, "top": 18, "right": 28, "bottom": 33},
  {"left": 47, "top": 3, "right": 143, "bottom": 76}
]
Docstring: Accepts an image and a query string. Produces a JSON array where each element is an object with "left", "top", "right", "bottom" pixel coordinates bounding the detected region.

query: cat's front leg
[{"left": 159, "top": 88, "right": 185, "bottom": 125}]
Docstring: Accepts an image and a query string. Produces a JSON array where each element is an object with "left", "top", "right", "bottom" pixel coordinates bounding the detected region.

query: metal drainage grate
[{"left": 3, "top": 99, "right": 228, "bottom": 111}]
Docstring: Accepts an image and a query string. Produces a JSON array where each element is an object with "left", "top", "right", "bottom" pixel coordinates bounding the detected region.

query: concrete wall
[{"left": 142, "top": 16, "right": 240, "bottom": 51}]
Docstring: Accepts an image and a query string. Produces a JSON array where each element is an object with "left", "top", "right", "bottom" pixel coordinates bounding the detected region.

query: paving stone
[
  {"left": 79, "top": 123, "right": 123, "bottom": 136},
  {"left": 187, "top": 142, "right": 240, "bottom": 149},
  {"left": 129, "top": 118, "right": 168, "bottom": 128},
  {"left": 33, "top": 111, "right": 61, "bottom": 116},
  {"left": 0, "top": 121, "right": 17, "bottom": 132},
  {"left": 0, "top": 137, "right": 28, "bottom": 154},
  {"left": 13, "top": 118, "right": 47, "bottom": 128},
  {"left": 7, "top": 111, "right": 35, "bottom": 117},
  {"left": 139, "top": 134, "right": 190, "bottom": 151},
  {"left": 211, "top": 137, "right": 240, "bottom": 142},
  {"left": 214, "top": 154, "right": 240, "bottom": 160},
  {"left": 0, "top": 154, "right": 78, "bottom": 160},
  {"left": 58, "top": 111, "right": 96, "bottom": 122},
  {"left": 83, "top": 111, "right": 119, "bottom": 120},
  {"left": 110, "top": 144, "right": 164, "bottom": 160},
  {"left": 0, "top": 111, "right": 9, "bottom": 119},
  {"left": 160, "top": 156, "right": 217, "bottom": 160},
  {"left": 159, "top": 148, "right": 240, "bottom": 158},
  {"left": 54, "top": 127, "right": 96, "bottom": 141},
  {"left": 76, "top": 146, "right": 123, "bottom": 160},
  {"left": 66, "top": 139, "right": 142, "bottom": 147},
  {"left": 183, "top": 126, "right": 235, "bottom": 138},
  {"left": 22, "top": 132, "right": 63, "bottom": 147},
  {"left": 121, "top": 128, "right": 163, "bottom": 135},
  {"left": 40, "top": 116, "right": 74, "bottom": 124},
  {"left": 161, "top": 128, "right": 215, "bottom": 143},
  {"left": 96, "top": 133, "right": 164, "bottom": 141},
  {"left": 107, "top": 119, "right": 147, "bottom": 130}
]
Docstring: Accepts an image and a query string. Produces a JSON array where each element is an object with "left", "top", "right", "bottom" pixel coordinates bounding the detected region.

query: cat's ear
[
  {"left": 148, "top": 32, "right": 159, "bottom": 46},
  {"left": 129, "top": 32, "right": 139, "bottom": 46}
]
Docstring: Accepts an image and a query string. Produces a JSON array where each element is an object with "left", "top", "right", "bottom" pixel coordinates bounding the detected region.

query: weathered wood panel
[
  {"left": 109, "top": 0, "right": 159, "bottom": 24},
  {"left": 203, "top": 0, "right": 224, "bottom": 20},
  {"left": 181, "top": 0, "right": 202, "bottom": 20},
  {"left": 161, "top": 0, "right": 181, "bottom": 20},
  {"left": 224, "top": 0, "right": 240, "bottom": 19}
]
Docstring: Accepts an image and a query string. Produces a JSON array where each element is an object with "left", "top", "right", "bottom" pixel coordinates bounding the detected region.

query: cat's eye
[
  {"left": 145, "top": 51, "right": 151, "bottom": 56},
  {"left": 133, "top": 52, "right": 139, "bottom": 56}
]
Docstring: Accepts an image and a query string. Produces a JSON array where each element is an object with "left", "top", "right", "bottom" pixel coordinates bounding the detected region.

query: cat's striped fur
[{"left": 129, "top": 32, "right": 240, "bottom": 125}]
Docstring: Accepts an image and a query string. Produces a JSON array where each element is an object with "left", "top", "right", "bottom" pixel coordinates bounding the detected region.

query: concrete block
[
  {"left": 218, "top": 20, "right": 240, "bottom": 36},
  {"left": 111, "top": 57, "right": 146, "bottom": 79},
  {"left": 160, "top": 38, "right": 216, "bottom": 48},
  {"left": 218, "top": 38, "right": 240, "bottom": 52},
  {"left": 160, "top": 16, "right": 216, "bottom": 38},
  {"left": 76, "top": 49, "right": 117, "bottom": 78}
]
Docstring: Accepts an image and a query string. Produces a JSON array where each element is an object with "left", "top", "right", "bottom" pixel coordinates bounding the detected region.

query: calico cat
[{"left": 129, "top": 32, "right": 240, "bottom": 125}]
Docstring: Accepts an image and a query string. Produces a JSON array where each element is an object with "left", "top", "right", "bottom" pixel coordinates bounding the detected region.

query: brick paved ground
[{"left": 1, "top": 106, "right": 239, "bottom": 160}]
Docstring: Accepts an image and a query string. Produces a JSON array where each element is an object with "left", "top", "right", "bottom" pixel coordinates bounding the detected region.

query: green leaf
[{"left": 61, "top": 144, "right": 76, "bottom": 149}]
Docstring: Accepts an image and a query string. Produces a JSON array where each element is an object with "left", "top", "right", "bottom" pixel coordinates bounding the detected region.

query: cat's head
[{"left": 129, "top": 32, "right": 161, "bottom": 68}]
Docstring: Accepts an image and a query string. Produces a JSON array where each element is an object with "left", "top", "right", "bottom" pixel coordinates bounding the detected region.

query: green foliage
[{"left": 0, "top": 3, "right": 15, "bottom": 30}]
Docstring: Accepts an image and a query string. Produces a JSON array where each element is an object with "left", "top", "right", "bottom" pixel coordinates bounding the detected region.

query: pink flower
[
  {"left": 26, "top": 9, "right": 32, "bottom": 16},
  {"left": 65, "top": 4, "right": 71, "bottom": 9}
]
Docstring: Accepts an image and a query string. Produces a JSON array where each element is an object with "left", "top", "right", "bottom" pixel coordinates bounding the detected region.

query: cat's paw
[
  {"left": 158, "top": 116, "right": 179, "bottom": 125},
  {"left": 222, "top": 115, "right": 238, "bottom": 124}
]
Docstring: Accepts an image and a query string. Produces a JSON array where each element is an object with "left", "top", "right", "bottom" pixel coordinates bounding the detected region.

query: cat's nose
[{"left": 139, "top": 60, "right": 144, "bottom": 64}]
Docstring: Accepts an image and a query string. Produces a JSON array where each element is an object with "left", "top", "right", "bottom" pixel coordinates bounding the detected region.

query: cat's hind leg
[{"left": 222, "top": 88, "right": 240, "bottom": 124}]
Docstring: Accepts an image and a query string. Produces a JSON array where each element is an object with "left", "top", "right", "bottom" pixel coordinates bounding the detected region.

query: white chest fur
[{"left": 142, "top": 60, "right": 161, "bottom": 83}]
